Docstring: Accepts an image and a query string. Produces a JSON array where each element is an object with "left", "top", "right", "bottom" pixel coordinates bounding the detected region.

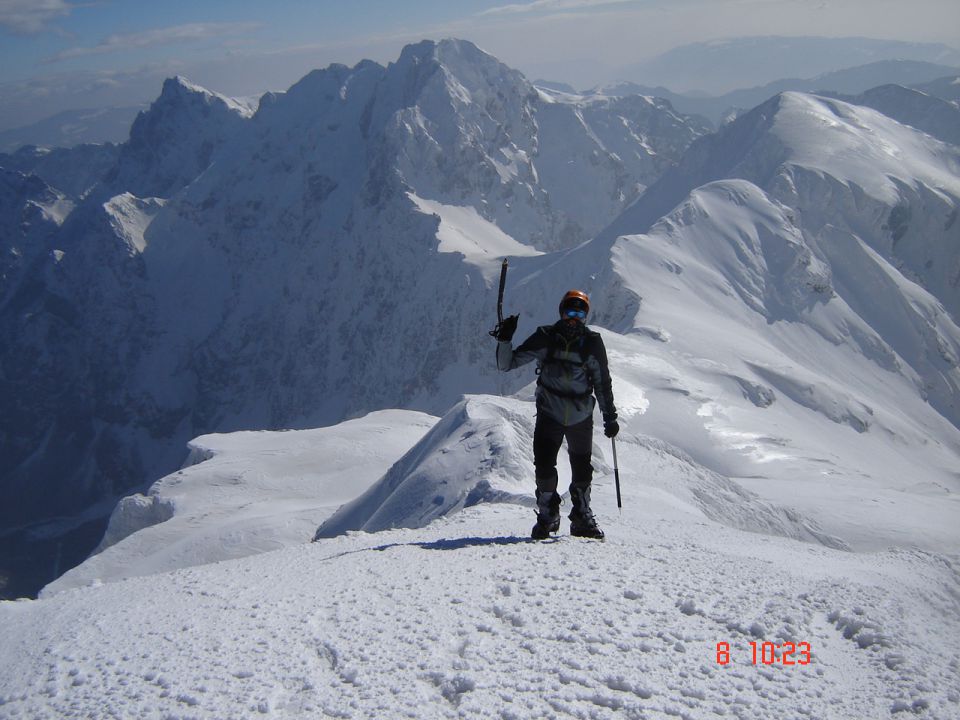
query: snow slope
[
  {"left": 825, "top": 83, "right": 960, "bottom": 147},
  {"left": 42, "top": 410, "right": 435, "bottom": 595},
  {"left": 610, "top": 92, "right": 960, "bottom": 319},
  {"left": 2, "top": 465, "right": 958, "bottom": 719}
]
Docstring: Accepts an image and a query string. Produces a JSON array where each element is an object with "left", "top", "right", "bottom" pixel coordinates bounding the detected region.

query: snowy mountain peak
[
  {"left": 611, "top": 89, "right": 960, "bottom": 323},
  {"left": 384, "top": 38, "right": 533, "bottom": 116},
  {"left": 153, "top": 75, "right": 254, "bottom": 121},
  {"left": 3, "top": 40, "right": 960, "bottom": 718},
  {"left": 395, "top": 38, "right": 497, "bottom": 71},
  {"left": 105, "top": 76, "right": 252, "bottom": 199},
  {"left": 432, "top": 38, "right": 531, "bottom": 93}
]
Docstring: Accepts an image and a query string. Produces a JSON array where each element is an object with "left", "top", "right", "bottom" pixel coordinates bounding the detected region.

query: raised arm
[{"left": 497, "top": 326, "right": 550, "bottom": 372}]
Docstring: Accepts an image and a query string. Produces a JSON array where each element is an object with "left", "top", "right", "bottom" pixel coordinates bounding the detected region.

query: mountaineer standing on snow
[{"left": 495, "top": 290, "right": 619, "bottom": 540}]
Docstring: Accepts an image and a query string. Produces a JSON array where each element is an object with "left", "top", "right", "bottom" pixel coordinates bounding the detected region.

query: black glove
[
  {"left": 496, "top": 314, "right": 519, "bottom": 342},
  {"left": 603, "top": 418, "right": 620, "bottom": 438}
]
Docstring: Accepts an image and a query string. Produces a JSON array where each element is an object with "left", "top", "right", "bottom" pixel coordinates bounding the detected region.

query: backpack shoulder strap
[{"left": 577, "top": 329, "right": 602, "bottom": 365}]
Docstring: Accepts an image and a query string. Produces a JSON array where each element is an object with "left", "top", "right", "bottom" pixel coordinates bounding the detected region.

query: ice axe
[{"left": 488, "top": 257, "right": 509, "bottom": 338}]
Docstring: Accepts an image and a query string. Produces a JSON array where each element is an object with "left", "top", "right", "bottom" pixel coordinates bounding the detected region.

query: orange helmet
[{"left": 559, "top": 289, "right": 590, "bottom": 317}]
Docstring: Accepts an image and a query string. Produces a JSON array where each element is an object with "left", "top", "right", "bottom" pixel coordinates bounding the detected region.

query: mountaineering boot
[
  {"left": 569, "top": 484, "right": 605, "bottom": 540},
  {"left": 531, "top": 490, "right": 561, "bottom": 540}
]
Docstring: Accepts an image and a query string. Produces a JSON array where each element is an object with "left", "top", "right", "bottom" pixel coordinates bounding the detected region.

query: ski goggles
[{"left": 564, "top": 309, "right": 587, "bottom": 319}]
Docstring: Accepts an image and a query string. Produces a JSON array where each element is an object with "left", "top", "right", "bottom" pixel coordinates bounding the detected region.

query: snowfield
[
  {"left": 3, "top": 389, "right": 959, "bottom": 718},
  {"left": 1, "top": 479, "right": 958, "bottom": 719},
  {"left": 40, "top": 410, "right": 436, "bottom": 596}
]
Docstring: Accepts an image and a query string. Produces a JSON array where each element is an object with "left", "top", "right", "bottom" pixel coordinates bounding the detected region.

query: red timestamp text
[{"left": 715, "top": 641, "right": 812, "bottom": 666}]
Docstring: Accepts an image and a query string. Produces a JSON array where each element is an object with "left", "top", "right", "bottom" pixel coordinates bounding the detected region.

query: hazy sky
[{"left": 1, "top": 0, "right": 958, "bottom": 130}]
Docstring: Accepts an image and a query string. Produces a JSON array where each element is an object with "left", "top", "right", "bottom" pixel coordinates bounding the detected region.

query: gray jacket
[{"left": 498, "top": 322, "right": 617, "bottom": 427}]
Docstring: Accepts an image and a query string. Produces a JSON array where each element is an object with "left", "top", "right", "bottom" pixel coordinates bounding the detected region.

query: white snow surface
[
  {"left": 2, "top": 461, "right": 958, "bottom": 718},
  {"left": 42, "top": 410, "right": 435, "bottom": 596},
  {"left": 7, "top": 378, "right": 960, "bottom": 717},
  {"left": 408, "top": 192, "right": 542, "bottom": 274}
]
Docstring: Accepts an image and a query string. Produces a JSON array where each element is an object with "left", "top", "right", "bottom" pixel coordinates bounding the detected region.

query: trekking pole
[{"left": 611, "top": 436, "right": 622, "bottom": 512}]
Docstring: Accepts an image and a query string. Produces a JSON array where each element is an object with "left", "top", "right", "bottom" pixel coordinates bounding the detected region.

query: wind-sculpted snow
[
  {"left": 314, "top": 393, "right": 847, "bottom": 551},
  {"left": 3, "top": 501, "right": 958, "bottom": 719},
  {"left": 315, "top": 396, "right": 534, "bottom": 538},
  {"left": 41, "top": 410, "right": 436, "bottom": 596}
]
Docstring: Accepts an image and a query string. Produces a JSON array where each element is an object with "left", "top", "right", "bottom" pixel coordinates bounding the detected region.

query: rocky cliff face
[{"left": 104, "top": 76, "right": 254, "bottom": 200}]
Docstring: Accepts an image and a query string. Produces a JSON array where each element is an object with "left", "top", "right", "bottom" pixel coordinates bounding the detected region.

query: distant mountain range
[
  {"left": 614, "top": 36, "right": 960, "bottom": 94},
  {"left": 0, "top": 106, "right": 145, "bottom": 153},
  {"left": 585, "top": 59, "right": 960, "bottom": 125}
]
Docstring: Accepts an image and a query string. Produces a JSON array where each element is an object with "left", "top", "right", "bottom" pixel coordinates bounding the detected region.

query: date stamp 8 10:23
[{"left": 716, "top": 641, "right": 812, "bottom": 666}]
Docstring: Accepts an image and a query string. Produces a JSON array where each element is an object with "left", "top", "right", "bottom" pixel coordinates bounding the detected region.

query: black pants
[{"left": 533, "top": 413, "right": 593, "bottom": 497}]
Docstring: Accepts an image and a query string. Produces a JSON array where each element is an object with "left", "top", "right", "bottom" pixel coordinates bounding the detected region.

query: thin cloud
[
  {"left": 478, "top": 0, "right": 641, "bottom": 16},
  {"left": 44, "top": 21, "right": 261, "bottom": 63},
  {"left": 0, "top": 0, "right": 74, "bottom": 33}
]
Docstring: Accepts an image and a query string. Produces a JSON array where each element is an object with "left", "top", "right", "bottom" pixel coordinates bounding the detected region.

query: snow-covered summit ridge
[
  {"left": 825, "top": 83, "right": 960, "bottom": 147},
  {"left": 23, "top": 389, "right": 958, "bottom": 716},
  {"left": 628, "top": 90, "right": 960, "bottom": 222},
  {"left": 769, "top": 92, "right": 960, "bottom": 203},
  {"left": 315, "top": 392, "right": 849, "bottom": 550},
  {"left": 48, "top": 387, "right": 855, "bottom": 597},
  {"left": 164, "top": 76, "right": 255, "bottom": 118},
  {"left": 8, "top": 491, "right": 959, "bottom": 719},
  {"left": 41, "top": 409, "right": 436, "bottom": 596}
]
